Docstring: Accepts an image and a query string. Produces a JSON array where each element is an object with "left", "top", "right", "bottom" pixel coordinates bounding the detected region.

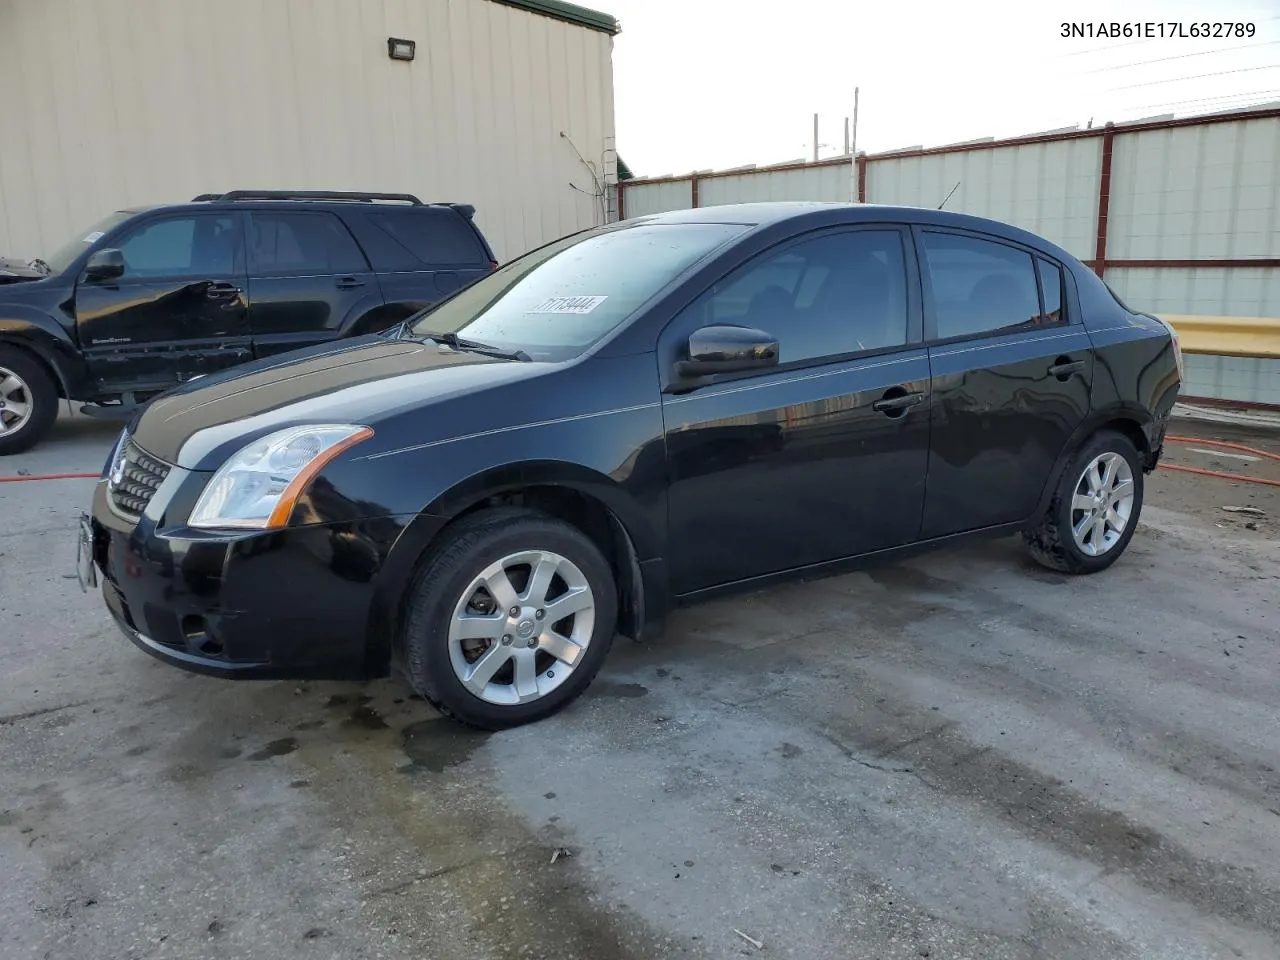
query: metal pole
[
  {"left": 813, "top": 113, "right": 819, "bottom": 163},
  {"left": 849, "top": 87, "right": 859, "bottom": 201}
]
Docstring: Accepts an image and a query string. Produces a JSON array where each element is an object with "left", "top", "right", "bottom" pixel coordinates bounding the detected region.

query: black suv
[
  {"left": 0, "top": 190, "right": 496, "bottom": 453},
  {"left": 81, "top": 202, "right": 1182, "bottom": 730}
]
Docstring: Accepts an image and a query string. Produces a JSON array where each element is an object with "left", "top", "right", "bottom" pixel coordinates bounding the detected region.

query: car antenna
[{"left": 938, "top": 181, "right": 961, "bottom": 210}]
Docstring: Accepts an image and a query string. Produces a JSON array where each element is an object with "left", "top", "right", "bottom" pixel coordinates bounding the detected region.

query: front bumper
[{"left": 89, "top": 478, "right": 397, "bottom": 681}]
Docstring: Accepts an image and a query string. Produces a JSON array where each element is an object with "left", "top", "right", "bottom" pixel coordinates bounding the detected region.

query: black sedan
[{"left": 81, "top": 202, "right": 1183, "bottom": 729}]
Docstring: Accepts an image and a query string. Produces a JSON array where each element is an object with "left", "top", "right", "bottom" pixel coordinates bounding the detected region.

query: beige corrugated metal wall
[{"left": 0, "top": 0, "right": 616, "bottom": 263}]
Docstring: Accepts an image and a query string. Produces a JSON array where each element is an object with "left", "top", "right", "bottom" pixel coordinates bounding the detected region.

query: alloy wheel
[
  {"left": 1070, "top": 451, "right": 1136, "bottom": 557},
  {"left": 447, "top": 549, "right": 596, "bottom": 706},
  {"left": 0, "top": 367, "right": 34, "bottom": 437}
]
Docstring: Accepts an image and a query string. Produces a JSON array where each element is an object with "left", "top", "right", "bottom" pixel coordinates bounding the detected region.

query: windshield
[
  {"left": 41, "top": 210, "right": 134, "bottom": 275},
  {"left": 410, "top": 222, "right": 748, "bottom": 360}
]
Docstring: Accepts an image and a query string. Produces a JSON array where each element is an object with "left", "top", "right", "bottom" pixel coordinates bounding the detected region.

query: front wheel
[
  {"left": 0, "top": 346, "right": 59, "bottom": 455},
  {"left": 402, "top": 509, "right": 618, "bottom": 729},
  {"left": 1023, "top": 430, "right": 1145, "bottom": 574}
]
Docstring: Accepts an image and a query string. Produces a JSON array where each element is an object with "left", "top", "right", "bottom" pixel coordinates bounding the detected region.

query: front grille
[{"left": 109, "top": 439, "right": 171, "bottom": 517}]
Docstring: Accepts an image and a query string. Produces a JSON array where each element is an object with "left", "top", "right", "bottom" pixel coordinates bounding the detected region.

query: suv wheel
[
  {"left": 0, "top": 346, "right": 58, "bottom": 455},
  {"left": 1023, "top": 429, "right": 1145, "bottom": 574},
  {"left": 402, "top": 508, "right": 618, "bottom": 729}
]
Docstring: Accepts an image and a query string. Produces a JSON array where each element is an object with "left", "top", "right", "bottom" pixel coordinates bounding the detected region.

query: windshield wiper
[
  {"left": 415, "top": 330, "right": 531, "bottom": 362},
  {"left": 28, "top": 258, "right": 51, "bottom": 275}
]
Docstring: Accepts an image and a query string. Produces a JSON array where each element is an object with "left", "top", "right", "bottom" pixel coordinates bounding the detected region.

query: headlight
[
  {"left": 189, "top": 424, "right": 373, "bottom": 530},
  {"left": 102, "top": 429, "right": 128, "bottom": 481}
]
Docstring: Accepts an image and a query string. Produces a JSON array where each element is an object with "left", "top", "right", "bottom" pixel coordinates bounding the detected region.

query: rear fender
[{"left": 1026, "top": 403, "right": 1156, "bottom": 527}]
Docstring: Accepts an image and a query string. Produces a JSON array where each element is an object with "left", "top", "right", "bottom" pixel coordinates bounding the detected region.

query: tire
[
  {"left": 0, "top": 345, "right": 59, "bottom": 455},
  {"left": 402, "top": 508, "right": 619, "bottom": 730},
  {"left": 1023, "top": 429, "right": 1145, "bottom": 575}
]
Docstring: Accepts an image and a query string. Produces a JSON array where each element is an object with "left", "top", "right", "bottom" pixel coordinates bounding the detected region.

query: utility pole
[
  {"left": 813, "top": 113, "right": 819, "bottom": 163},
  {"left": 849, "top": 87, "right": 860, "bottom": 202}
]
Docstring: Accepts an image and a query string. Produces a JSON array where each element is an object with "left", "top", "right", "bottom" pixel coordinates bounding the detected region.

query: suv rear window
[{"left": 366, "top": 209, "right": 487, "bottom": 268}]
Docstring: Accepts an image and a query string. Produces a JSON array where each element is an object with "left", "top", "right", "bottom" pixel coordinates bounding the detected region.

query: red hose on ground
[
  {"left": 1160, "top": 463, "right": 1280, "bottom": 488},
  {"left": 1165, "top": 435, "right": 1280, "bottom": 462},
  {"left": 0, "top": 471, "right": 99, "bottom": 483}
]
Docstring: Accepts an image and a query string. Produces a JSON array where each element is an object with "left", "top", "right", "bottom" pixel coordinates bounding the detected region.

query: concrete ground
[{"left": 2, "top": 411, "right": 1278, "bottom": 960}]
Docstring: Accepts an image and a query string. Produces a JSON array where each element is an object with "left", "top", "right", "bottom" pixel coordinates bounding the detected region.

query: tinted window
[
  {"left": 410, "top": 222, "right": 746, "bottom": 361},
  {"left": 248, "top": 212, "right": 367, "bottom": 274},
  {"left": 116, "top": 215, "right": 236, "bottom": 278},
  {"left": 1037, "top": 257, "right": 1064, "bottom": 324},
  {"left": 368, "top": 209, "right": 486, "bottom": 266},
  {"left": 694, "top": 230, "right": 909, "bottom": 363},
  {"left": 920, "top": 232, "right": 1041, "bottom": 340}
]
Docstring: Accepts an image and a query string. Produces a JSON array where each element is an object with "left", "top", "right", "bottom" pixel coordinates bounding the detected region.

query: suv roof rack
[{"left": 193, "top": 190, "right": 424, "bottom": 204}]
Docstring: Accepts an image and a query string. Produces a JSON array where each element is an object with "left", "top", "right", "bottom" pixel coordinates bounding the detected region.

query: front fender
[{"left": 0, "top": 305, "right": 91, "bottom": 399}]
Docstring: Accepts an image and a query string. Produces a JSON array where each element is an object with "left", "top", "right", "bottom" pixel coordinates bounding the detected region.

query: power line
[
  {"left": 1123, "top": 88, "right": 1280, "bottom": 111},
  {"left": 1108, "top": 64, "right": 1280, "bottom": 92},
  {"left": 1079, "top": 40, "right": 1279, "bottom": 74},
  {"left": 1121, "top": 92, "right": 1280, "bottom": 114}
]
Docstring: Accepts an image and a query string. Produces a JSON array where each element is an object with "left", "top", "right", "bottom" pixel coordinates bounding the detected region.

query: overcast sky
[{"left": 605, "top": 0, "right": 1280, "bottom": 177}]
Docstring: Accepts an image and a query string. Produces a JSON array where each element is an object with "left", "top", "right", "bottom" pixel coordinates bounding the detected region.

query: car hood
[
  {"left": 132, "top": 335, "right": 545, "bottom": 469},
  {"left": 0, "top": 256, "right": 47, "bottom": 285}
]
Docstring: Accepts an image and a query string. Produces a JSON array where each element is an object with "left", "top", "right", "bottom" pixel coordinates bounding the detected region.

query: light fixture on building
[{"left": 387, "top": 37, "right": 415, "bottom": 61}]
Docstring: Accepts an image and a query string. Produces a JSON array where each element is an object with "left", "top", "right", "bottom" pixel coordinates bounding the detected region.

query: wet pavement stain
[
  {"left": 400, "top": 720, "right": 490, "bottom": 774},
  {"left": 292, "top": 719, "right": 326, "bottom": 731},
  {"left": 591, "top": 681, "right": 649, "bottom": 699},
  {"left": 245, "top": 737, "right": 299, "bottom": 761},
  {"left": 343, "top": 706, "right": 389, "bottom": 732}
]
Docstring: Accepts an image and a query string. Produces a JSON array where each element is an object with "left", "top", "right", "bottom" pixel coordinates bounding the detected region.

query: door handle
[
  {"left": 872, "top": 391, "right": 926, "bottom": 415},
  {"left": 1048, "top": 357, "right": 1086, "bottom": 380},
  {"left": 205, "top": 282, "right": 240, "bottom": 297},
  {"left": 335, "top": 276, "right": 365, "bottom": 289}
]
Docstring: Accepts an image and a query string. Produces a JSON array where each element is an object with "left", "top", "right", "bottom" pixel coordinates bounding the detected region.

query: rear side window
[
  {"left": 366, "top": 209, "right": 487, "bottom": 267},
  {"left": 247, "top": 212, "right": 367, "bottom": 275},
  {"left": 1037, "top": 257, "right": 1065, "bottom": 324},
  {"left": 919, "top": 232, "right": 1042, "bottom": 340}
]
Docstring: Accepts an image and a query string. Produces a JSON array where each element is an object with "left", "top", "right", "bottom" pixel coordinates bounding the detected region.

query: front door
[
  {"left": 915, "top": 227, "right": 1093, "bottom": 538},
  {"left": 244, "top": 210, "right": 383, "bottom": 358},
  {"left": 661, "top": 226, "right": 931, "bottom": 595},
  {"left": 76, "top": 212, "right": 250, "bottom": 393}
]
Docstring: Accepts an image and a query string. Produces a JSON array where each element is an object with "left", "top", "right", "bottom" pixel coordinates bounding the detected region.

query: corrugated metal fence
[{"left": 620, "top": 107, "right": 1280, "bottom": 407}]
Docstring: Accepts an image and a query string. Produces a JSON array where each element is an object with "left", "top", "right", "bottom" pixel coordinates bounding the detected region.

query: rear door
[
  {"left": 244, "top": 209, "right": 383, "bottom": 357},
  {"left": 342, "top": 207, "right": 493, "bottom": 318},
  {"left": 74, "top": 211, "right": 250, "bottom": 392},
  {"left": 662, "top": 226, "right": 931, "bottom": 594},
  {"left": 916, "top": 227, "right": 1092, "bottom": 539}
]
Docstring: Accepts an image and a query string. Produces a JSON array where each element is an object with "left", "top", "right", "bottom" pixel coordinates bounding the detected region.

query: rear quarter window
[{"left": 364, "top": 209, "right": 487, "bottom": 269}]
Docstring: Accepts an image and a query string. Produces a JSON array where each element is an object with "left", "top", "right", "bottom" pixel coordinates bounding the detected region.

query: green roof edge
[{"left": 489, "top": 0, "right": 620, "bottom": 35}]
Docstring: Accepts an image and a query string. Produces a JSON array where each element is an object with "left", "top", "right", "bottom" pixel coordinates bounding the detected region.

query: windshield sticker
[
  {"left": 83, "top": 231, "right": 105, "bottom": 243},
  {"left": 528, "top": 295, "right": 607, "bottom": 315}
]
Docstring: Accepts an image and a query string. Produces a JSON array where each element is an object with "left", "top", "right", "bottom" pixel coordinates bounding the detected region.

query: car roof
[{"left": 625, "top": 202, "right": 1078, "bottom": 264}]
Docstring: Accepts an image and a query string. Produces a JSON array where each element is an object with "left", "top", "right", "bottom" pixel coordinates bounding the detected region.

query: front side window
[
  {"left": 410, "top": 222, "right": 747, "bottom": 361},
  {"left": 687, "top": 229, "right": 910, "bottom": 364},
  {"left": 248, "top": 212, "right": 367, "bottom": 275},
  {"left": 116, "top": 215, "right": 237, "bottom": 278},
  {"left": 920, "top": 232, "right": 1042, "bottom": 340}
]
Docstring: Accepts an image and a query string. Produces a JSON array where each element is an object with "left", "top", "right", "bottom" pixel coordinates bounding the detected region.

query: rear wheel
[
  {"left": 402, "top": 509, "right": 618, "bottom": 729},
  {"left": 1023, "top": 430, "right": 1144, "bottom": 574},
  {"left": 0, "top": 346, "right": 58, "bottom": 455}
]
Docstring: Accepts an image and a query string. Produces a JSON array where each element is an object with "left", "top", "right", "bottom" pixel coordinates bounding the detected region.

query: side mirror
[
  {"left": 675, "top": 324, "right": 779, "bottom": 378},
  {"left": 84, "top": 248, "right": 125, "bottom": 282}
]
